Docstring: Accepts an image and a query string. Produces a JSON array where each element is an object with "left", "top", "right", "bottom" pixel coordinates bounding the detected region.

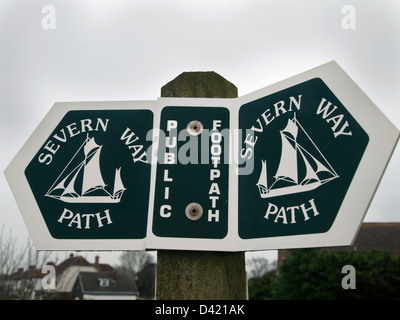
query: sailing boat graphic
[
  {"left": 257, "top": 114, "right": 339, "bottom": 199},
  {"left": 45, "top": 135, "right": 126, "bottom": 203}
]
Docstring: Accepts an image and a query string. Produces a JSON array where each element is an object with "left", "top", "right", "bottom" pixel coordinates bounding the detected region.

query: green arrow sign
[
  {"left": 25, "top": 109, "right": 153, "bottom": 239},
  {"left": 234, "top": 61, "right": 398, "bottom": 251},
  {"left": 5, "top": 101, "right": 155, "bottom": 250}
]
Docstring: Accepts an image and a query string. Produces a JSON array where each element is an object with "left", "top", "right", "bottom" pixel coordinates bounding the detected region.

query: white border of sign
[
  {"left": 233, "top": 61, "right": 399, "bottom": 252},
  {"left": 4, "top": 100, "right": 156, "bottom": 251}
]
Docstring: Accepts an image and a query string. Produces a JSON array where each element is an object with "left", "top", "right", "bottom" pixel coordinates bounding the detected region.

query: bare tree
[
  {"left": 0, "top": 225, "right": 58, "bottom": 299},
  {"left": 0, "top": 226, "right": 19, "bottom": 276},
  {"left": 246, "top": 257, "right": 277, "bottom": 278},
  {"left": 118, "top": 251, "right": 154, "bottom": 276},
  {"left": 0, "top": 226, "right": 20, "bottom": 298}
]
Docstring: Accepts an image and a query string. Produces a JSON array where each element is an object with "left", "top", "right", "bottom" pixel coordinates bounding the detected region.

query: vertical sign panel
[{"left": 151, "top": 106, "right": 230, "bottom": 241}]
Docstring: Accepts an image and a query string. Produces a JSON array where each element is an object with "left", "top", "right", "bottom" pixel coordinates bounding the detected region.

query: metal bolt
[
  {"left": 187, "top": 120, "right": 203, "bottom": 136},
  {"left": 185, "top": 203, "right": 203, "bottom": 221}
]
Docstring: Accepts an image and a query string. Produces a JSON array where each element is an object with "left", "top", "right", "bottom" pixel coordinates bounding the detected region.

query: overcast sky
[{"left": 1, "top": 0, "right": 399, "bottom": 265}]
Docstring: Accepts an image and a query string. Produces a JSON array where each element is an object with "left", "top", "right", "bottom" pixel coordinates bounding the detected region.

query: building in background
[
  {"left": 7, "top": 253, "right": 138, "bottom": 300},
  {"left": 278, "top": 222, "right": 400, "bottom": 267}
]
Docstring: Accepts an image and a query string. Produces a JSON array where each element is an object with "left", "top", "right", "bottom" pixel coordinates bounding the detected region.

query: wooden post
[{"left": 156, "top": 71, "right": 247, "bottom": 300}]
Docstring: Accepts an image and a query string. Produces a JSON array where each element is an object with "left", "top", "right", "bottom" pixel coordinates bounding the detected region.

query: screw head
[
  {"left": 187, "top": 120, "right": 203, "bottom": 136},
  {"left": 185, "top": 203, "right": 203, "bottom": 221}
]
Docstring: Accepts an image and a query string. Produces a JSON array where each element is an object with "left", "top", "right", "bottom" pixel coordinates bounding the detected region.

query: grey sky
[{"left": 1, "top": 0, "right": 399, "bottom": 264}]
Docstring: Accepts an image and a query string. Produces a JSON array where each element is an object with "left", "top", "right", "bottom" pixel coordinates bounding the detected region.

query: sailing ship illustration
[
  {"left": 45, "top": 135, "right": 126, "bottom": 203},
  {"left": 256, "top": 114, "right": 339, "bottom": 199}
]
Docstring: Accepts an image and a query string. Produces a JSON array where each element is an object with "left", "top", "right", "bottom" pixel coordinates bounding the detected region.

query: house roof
[
  {"left": 78, "top": 271, "right": 138, "bottom": 295},
  {"left": 55, "top": 254, "right": 115, "bottom": 274},
  {"left": 9, "top": 254, "right": 92, "bottom": 280},
  {"left": 352, "top": 222, "right": 400, "bottom": 254},
  {"left": 94, "top": 256, "right": 115, "bottom": 273},
  {"left": 55, "top": 254, "right": 92, "bottom": 275},
  {"left": 9, "top": 266, "right": 44, "bottom": 280},
  {"left": 278, "top": 222, "right": 400, "bottom": 266},
  {"left": 10, "top": 254, "right": 115, "bottom": 281}
]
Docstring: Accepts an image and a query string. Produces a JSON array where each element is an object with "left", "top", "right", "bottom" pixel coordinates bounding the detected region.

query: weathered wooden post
[{"left": 156, "top": 71, "right": 247, "bottom": 300}]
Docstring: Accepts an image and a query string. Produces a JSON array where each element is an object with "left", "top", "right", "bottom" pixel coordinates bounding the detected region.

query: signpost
[
  {"left": 5, "top": 61, "right": 399, "bottom": 254},
  {"left": 153, "top": 71, "right": 247, "bottom": 300}
]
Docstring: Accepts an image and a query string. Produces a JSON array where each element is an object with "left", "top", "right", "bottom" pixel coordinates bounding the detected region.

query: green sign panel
[
  {"left": 238, "top": 78, "right": 369, "bottom": 239},
  {"left": 25, "top": 109, "right": 153, "bottom": 240},
  {"left": 152, "top": 106, "right": 229, "bottom": 239}
]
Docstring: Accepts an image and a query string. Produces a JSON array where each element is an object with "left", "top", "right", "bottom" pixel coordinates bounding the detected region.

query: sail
[
  {"left": 311, "top": 153, "right": 332, "bottom": 174},
  {"left": 274, "top": 131, "right": 298, "bottom": 183},
  {"left": 52, "top": 169, "right": 75, "bottom": 193},
  {"left": 113, "top": 168, "right": 125, "bottom": 195},
  {"left": 84, "top": 137, "right": 100, "bottom": 157},
  {"left": 61, "top": 165, "right": 82, "bottom": 197},
  {"left": 298, "top": 147, "right": 319, "bottom": 184},
  {"left": 282, "top": 118, "right": 298, "bottom": 139},
  {"left": 47, "top": 162, "right": 83, "bottom": 197},
  {"left": 256, "top": 160, "right": 268, "bottom": 195},
  {"left": 82, "top": 145, "right": 106, "bottom": 195}
]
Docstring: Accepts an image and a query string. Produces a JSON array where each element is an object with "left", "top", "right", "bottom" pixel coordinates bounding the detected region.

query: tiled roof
[
  {"left": 10, "top": 254, "right": 116, "bottom": 280},
  {"left": 9, "top": 266, "right": 44, "bottom": 280},
  {"left": 78, "top": 271, "right": 138, "bottom": 294},
  {"left": 55, "top": 254, "right": 92, "bottom": 275},
  {"left": 353, "top": 222, "right": 400, "bottom": 254},
  {"left": 55, "top": 254, "right": 115, "bottom": 274},
  {"left": 278, "top": 222, "right": 400, "bottom": 266}
]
